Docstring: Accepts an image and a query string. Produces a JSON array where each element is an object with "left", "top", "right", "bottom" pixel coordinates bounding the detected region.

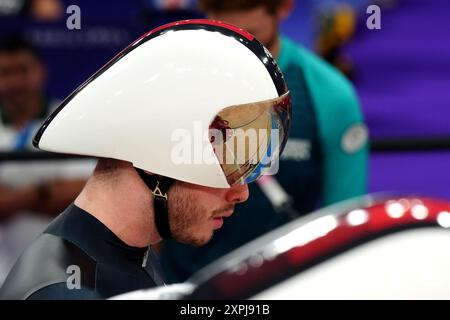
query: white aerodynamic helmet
[{"left": 33, "top": 19, "right": 291, "bottom": 189}]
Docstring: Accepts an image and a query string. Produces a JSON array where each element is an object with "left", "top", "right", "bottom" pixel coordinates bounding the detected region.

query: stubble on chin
[{"left": 167, "top": 183, "right": 214, "bottom": 247}]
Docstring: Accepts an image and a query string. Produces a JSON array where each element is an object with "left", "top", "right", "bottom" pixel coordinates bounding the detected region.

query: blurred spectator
[
  {"left": 160, "top": 0, "right": 368, "bottom": 283},
  {"left": 143, "top": 0, "right": 197, "bottom": 11},
  {"left": 0, "top": 35, "right": 52, "bottom": 150},
  {"left": 139, "top": 0, "right": 202, "bottom": 31},
  {"left": 0, "top": 35, "right": 94, "bottom": 284},
  {"left": 312, "top": 0, "right": 399, "bottom": 77},
  {"left": 0, "top": 35, "right": 89, "bottom": 217},
  {"left": 0, "top": 0, "right": 63, "bottom": 21},
  {"left": 314, "top": 2, "right": 357, "bottom": 77}
]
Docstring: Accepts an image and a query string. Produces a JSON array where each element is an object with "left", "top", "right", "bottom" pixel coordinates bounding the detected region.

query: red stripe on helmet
[{"left": 148, "top": 19, "right": 254, "bottom": 41}]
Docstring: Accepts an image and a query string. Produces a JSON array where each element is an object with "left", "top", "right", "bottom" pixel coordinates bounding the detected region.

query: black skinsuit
[{"left": 0, "top": 204, "right": 164, "bottom": 299}]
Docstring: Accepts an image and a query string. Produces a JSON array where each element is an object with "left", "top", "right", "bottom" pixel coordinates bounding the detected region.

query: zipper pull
[{"left": 142, "top": 246, "right": 150, "bottom": 268}]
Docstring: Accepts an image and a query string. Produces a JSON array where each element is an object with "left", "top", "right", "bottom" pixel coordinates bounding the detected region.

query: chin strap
[{"left": 135, "top": 168, "right": 174, "bottom": 239}]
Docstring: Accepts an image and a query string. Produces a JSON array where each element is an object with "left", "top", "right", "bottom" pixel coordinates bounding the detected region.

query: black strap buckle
[{"left": 135, "top": 168, "right": 174, "bottom": 239}]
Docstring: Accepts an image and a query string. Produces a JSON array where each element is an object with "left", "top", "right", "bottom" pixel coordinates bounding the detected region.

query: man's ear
[{"left": 276, "top": 0, "right": 294, "bottom": 21}]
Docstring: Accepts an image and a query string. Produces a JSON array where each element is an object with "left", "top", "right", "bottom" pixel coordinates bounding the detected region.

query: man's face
[
  {"left": 168, "top": 182, "right": 249, "bottom": 246},
  {"left": 208, "top": 6, "right": 279, "bottom": 53},
  {"left": 0, "top": 50, "right": 46, "bottom": 109}
]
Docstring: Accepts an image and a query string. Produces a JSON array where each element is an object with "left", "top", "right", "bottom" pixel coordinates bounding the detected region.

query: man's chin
[{"left": 174, "top": 231, "right": 213, "bottom": 247}]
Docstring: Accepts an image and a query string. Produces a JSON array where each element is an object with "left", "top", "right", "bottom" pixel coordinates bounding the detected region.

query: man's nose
[{"left": 226, "top": 183, "right": 249, "bottom": 204}]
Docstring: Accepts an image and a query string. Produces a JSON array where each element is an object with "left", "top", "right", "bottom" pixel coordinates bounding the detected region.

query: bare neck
[{"left": 74, "top": 165, "right": 161, "bottom": 248}]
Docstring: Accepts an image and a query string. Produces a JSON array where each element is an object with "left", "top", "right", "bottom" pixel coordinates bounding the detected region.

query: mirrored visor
[{"left": 209, "top": 92, "right": 291, "bottom": 186}]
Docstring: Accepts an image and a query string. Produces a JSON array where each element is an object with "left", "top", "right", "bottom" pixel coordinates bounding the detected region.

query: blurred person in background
[
  {"left": 138, "top": 0, "right": 202, "bottom": 33},
  {"left": 160, "top": 0, "right": 369, "bottom": 283},
  {"left": 0, "top": 35, "right": 94, "bottom": 284},
  {"left": 140, "top": 0, "right": 200, "bottom": 19},
  {"left": 314, "top": 2, "right": 357, "bottom": 78},
  {"left": 0, "top": 0, "right": 63, "bottom": 21},
  {"left": 0, "top": 35, "right": 55, "bottom": 151}
]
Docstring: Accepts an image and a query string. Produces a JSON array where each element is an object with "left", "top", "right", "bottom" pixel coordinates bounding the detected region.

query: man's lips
[
  {"left": 218, "top": 209, "right": 234, "bottom": 218},
  {"left": 213, "top": 208, "right": 234, "bottom": 219},
  {"left": 212, "top": 217, "right": 223, "bottom": 229},
  {"left": 212, "top": 208, "right": 234, "bottom": 229}
]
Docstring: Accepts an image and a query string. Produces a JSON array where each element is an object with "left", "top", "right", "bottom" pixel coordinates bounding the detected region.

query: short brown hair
[{"left": 198, "top": 0, "right": 284, "bottom": 14}]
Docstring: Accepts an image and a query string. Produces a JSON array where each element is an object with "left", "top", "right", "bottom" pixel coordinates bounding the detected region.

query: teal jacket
[{"left": 278, "top": 37, "right": 367, "bottom": 204}]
